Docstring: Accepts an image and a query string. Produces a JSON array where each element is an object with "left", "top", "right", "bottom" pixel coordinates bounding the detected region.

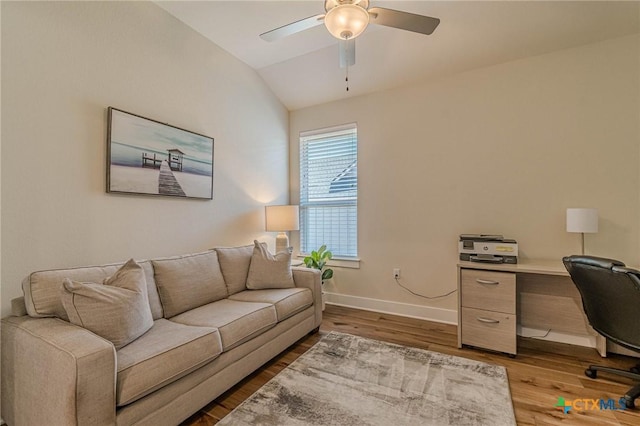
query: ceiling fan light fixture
[{"left": 324, "top": 4, "right": 369, "bottom": 40}]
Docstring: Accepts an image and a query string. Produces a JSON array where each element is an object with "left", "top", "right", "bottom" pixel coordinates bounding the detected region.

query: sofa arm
[
  {"left": 1, "top": 316, "right": 116, "bottom": 426},
  {"left": 292, "top": 267, "right": 322, "bottom": 328}
]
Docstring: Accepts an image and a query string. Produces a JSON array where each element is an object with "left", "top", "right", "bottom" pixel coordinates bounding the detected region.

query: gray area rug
[{"left": 218, "top": 332, "right": 516, "bottom": 425}]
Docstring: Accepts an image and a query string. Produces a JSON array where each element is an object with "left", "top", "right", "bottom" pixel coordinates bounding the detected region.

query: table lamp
[
  {"left": 566, "top": 208, "right": 598, "bottom": 255},
  {"left": 265, "top": 205, "right": 299, "bottom": 253}
]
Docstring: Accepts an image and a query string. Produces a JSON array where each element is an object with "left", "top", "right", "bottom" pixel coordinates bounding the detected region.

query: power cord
[
  {"left": 393, "top": 276, "right": 552, "bottom": 337},
  {"left": 394, "top": 277, "right": 457, "bottom": 300},
  {"left": 522, "top": 329, "right": 552, "bottom": 339}
]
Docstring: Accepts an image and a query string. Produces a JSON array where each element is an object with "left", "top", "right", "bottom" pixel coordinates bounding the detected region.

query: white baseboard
[
  {"left": 324, "top": 291, "right": 458, "bottom": 325},
  {"left": 324, "top": 292, "right": 598, "bottom": 349}
]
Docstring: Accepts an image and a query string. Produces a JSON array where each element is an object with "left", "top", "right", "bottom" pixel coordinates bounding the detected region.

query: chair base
[{"left": 585, "top": 364, "right": 640, "bottom": 409}]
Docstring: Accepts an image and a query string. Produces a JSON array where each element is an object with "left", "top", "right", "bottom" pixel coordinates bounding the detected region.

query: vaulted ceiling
[{"left": 157, "top": 1, "right": 640, "bottom": 110}]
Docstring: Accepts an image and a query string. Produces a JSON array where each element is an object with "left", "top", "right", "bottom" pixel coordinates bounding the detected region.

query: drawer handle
[
  {"left": 476, "top": 317, "right": 500, "bottom": 324},
  {"left": 476, "top": 278, "right": 499, "bottom": 285}
]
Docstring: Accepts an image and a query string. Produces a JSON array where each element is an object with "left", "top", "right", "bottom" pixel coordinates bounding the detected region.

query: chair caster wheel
[
  {"left": 585, "top": 368, "right": 597, "bottom": 379},
  {"left": 624, "top": 395, "right": 635, "bottom": 409}
]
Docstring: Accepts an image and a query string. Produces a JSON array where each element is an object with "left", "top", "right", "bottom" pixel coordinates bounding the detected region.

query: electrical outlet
[{"left": 393, "top": 268, "right": 401, "bottom": 279}]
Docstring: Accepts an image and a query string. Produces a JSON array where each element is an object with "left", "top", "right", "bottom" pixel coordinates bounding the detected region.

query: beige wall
[
  {"left": 290, "top": 34, "right": 640, "bottom": 318},
  {"left": 2, "top": 2, "right": 638, "bottom": 325},
  {"left": 0, "top": 1, "right": 289, "bottom": 318}
]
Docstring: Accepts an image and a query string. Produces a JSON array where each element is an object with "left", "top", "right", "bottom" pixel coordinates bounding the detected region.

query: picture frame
[{"left": 106, "top": 107, "right": 214, "bottom": 199}]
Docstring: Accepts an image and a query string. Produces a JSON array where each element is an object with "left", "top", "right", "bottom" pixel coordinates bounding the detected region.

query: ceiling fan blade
[
  {"left": 260, "top": 14, "right": 325, "bottom": 42},
  {"left": 339, "top": 39, "right": 355, "bottom": 68},
  {"left": 368, "top": 7, "right": 440, "bottom": 36}
]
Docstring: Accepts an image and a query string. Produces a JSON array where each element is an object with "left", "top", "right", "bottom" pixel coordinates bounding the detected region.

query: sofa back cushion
[
  {"left": 22, "top": 260, "right": 163, "bottom": 321},
  {"left": 152, "top": 250, "right": 227, "bottom": 318},
  {"left": 215, "top": 245, "right": 255, "bottom": 295},
  {"left": 61, "top": 259, "right": 154, "bottom": 349}
]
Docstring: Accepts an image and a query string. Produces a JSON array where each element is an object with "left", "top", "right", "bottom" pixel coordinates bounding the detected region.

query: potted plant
[
  {"left": 303, "top": 245, "right": 333, "bottom": 311},
  {"left": 303, "top": 245, "right": 333, "bottom": 282}
]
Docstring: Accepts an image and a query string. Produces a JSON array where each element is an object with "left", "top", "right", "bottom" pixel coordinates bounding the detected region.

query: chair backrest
[{"left": 563, "top": 255, "right": 640, "bottom": 352}]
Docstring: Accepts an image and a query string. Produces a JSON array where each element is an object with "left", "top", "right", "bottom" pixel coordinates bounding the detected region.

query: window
[{"left": 300, "top": 123, "right": 357, "bottom": 257}]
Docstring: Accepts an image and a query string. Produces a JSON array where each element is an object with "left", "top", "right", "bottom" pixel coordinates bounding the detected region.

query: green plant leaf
[
  {"left": 322, "top": 269, "right": 333, "bottom": 280},
  {"left": 305, "top": 245, "right": 335, "bottom": 273}
]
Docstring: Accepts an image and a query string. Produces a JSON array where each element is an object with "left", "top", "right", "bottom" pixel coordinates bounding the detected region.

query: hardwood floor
[{"left": 181, "top": 305, "right": 640, "bottom": 425}]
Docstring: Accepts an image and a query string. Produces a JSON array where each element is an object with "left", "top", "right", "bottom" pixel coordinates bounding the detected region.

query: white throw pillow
[
  {"left": 246, "top": 240, "right": 295, "bottom": 290},
  {"left": 61, "top": 259, "right": 154, "bottom": 349}
]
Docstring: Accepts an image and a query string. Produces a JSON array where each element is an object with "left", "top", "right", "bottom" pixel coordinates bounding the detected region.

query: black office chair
[{"left": 563, "top": 255, "right": 640, "bottom": 409}]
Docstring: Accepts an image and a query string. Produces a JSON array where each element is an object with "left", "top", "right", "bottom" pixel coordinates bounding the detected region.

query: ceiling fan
[{"left": 259, "top": 0, "right": 440, "bottom": 68}]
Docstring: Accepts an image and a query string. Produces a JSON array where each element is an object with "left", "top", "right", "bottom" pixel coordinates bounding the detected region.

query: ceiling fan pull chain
[{"left": 346, "top": 65, "right": 349, "bottom": 92}]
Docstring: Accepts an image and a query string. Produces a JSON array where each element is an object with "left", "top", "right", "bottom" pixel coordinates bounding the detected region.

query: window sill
[{"left": 296, "top": 254, "right": 360, "bottom": 269}]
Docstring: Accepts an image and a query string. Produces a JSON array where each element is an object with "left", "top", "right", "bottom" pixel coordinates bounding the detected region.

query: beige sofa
[{"left": 1, "top": 244, "right": 322, "bottom": 426}]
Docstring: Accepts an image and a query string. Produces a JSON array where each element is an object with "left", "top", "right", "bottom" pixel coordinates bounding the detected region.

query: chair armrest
[
  {"left": 1, "top": 316, "right": 116, "bottom": 426},
  {"left": 292, "top": 267, "right": 322, "bottom": 327}
]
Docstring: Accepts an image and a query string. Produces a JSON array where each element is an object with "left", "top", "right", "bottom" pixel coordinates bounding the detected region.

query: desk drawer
[
  {"left": 461, "top": 269, "right": 515, "bottom": 313},
  {"left": 461, "top": 307, "right": 516, "bottom": 355}
]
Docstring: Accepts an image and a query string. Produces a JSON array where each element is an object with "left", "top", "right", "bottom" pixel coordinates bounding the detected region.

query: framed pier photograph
[{"left": 106, "top": 107, "right": 214, "bottom": 199}]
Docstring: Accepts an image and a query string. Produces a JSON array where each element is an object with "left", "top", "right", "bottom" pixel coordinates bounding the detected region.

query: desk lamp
[
  {"left": 265, "top": 205, "right": 299, "bottom": 253},
  {"left": 566, "top": 208, "right": 598, "bottom": 255}
]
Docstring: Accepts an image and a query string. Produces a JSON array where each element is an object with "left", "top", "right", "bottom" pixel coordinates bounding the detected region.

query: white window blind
[{"left": 300, "top": 124, "right": 357, "bottom": 257}]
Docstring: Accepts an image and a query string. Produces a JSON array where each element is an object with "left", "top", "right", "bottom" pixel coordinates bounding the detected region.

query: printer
[{"left": 458, "top": 234, "right": 518, "bottom": 264}]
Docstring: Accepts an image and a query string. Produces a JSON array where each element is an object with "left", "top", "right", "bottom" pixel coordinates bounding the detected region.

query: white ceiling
[{"left": 156, "top": 1, "right": 640, "bottom": 111}]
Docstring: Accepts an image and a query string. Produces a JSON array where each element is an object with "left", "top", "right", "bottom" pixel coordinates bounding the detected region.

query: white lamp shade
[
  {"left": 265, "top": 205, "right": 300, "bottom": 232},
  {"left": 324, "top": 4, "right": 370, "bottom": 39},
  {"left": 566, "top": 208, "right": 598, "bottom": 233}
]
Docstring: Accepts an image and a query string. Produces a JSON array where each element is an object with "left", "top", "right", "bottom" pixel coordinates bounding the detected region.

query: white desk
[{"left": 457, "top": 260, "right": 607, "bottom": 356}]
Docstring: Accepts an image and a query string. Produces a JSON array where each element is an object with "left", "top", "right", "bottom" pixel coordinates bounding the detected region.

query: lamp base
[{"left": 275, "top": 232, "right": 290, "bottom": 254}]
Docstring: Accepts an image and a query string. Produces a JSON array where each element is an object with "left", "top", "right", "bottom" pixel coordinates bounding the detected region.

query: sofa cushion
[
  {"left": 169, "top": 299, "right": 277, "bottom": 351},
  {"left": 152, "top": 251, "right": 228, "bottom": 318},
  {"left": 229, "top": 288, "right": 313, "bottom": 322},
  {"left": 246, "top": 240, "right": 295, "bottom": 290},
  {"left": 116, "top": 318, "right": 222, "bottom": 406},
  {"left": 215, "top": 245, "right": 253, "bottom": 295},
  {"left": 22, "top": 260, "right": 163, "bottom": 321},
  {"left": 61, "top": 259, "right": 154, "bottom": 349},
  {"left": 138, "top": 261, "right": 164, "bottom": 319}
]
